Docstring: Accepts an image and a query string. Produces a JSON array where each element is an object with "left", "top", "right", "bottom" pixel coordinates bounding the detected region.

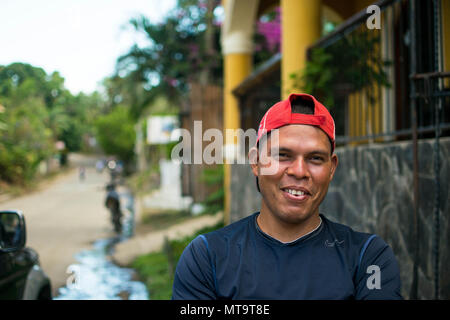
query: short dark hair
[{"left": 291, "top": 95, "right": 315, "bottom": 115}]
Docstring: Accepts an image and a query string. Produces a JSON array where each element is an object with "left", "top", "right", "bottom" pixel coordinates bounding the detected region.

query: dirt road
[{"left": 0, "top": 154, "right": 113, "bottom": 297}]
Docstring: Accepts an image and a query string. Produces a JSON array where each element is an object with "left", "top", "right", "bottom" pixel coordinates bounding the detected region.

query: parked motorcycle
[{"left": 104, "top": 183, "right": 122, "bottom": 234}]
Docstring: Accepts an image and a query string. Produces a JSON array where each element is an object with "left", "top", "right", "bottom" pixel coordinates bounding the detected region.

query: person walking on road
[
  {"left": 105, "top": 183, "right": 123, "bottom": 234},
  {"left": 172, "top": 93, "right": 402, "bottom": 300},
  {"left": 78, "top": 166, "right": 86, "bottom": 182}
]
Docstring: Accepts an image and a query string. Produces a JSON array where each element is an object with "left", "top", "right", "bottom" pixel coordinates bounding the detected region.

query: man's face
[{"left": 250, "top": 124, "right": 338, "bottom": 225}]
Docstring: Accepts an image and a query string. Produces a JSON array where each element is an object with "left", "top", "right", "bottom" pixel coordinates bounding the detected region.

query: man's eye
[
  {"left": 310, "top": 156, "right": 325, "bottom": 163},
  {"left": 276, "top": 153, "right": 289, "bottom": 159}
]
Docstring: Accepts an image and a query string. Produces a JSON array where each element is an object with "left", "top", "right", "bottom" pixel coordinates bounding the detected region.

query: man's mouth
[{"left": 281, "top": 187, "right": 311, "bottom": 200}]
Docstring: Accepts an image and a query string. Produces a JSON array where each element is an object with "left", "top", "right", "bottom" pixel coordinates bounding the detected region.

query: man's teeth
[{"left": 286, "top": 189, "right": 306, "bottom": 196}]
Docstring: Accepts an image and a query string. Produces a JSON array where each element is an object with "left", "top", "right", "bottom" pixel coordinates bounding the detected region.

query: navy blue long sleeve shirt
[{"left": 172, "top": 213, "right": 402, "bottom": 300}]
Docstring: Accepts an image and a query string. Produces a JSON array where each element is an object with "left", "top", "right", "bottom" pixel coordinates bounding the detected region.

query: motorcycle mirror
[{"left": 0, "top": 210, "right": 26, "bottom": 253}]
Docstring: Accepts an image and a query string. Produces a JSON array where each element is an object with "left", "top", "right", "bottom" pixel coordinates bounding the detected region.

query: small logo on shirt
[{"left": 324, "top": 239, "right": 345, "bottom": 247}]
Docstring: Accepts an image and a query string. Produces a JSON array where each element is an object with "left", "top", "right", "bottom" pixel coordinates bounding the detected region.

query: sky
[{"left": 0, "top": 0, "right": 176, "bottom": 95}]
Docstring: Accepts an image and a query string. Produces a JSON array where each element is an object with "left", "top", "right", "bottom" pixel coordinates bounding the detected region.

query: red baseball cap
[{"left": 256, "top": 93, "right": 336, "bottom": 151}]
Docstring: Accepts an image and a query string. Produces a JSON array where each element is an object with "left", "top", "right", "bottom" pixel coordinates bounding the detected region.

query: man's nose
[{"left": 286, "top": 157, "right": 310, "bottom": 179}]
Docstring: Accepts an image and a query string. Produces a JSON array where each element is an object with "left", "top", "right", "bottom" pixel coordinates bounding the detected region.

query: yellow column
[
  {"left": 221, "top": 0, "right": 257, "bottom": 225},
  {"left": 281, "top": 0, "right": 322, "bottom": 99},
  {"left": 223, "top": 53, "right": 252, "bottom": 225}
]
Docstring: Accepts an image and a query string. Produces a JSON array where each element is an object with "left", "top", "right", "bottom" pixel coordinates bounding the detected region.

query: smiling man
[{"left": 172, "top": 93, "right": 402, "bottom": 300}]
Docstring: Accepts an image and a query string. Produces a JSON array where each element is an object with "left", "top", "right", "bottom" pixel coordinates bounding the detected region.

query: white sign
[{"left": 146, "top": 115, "right": 179, "bottom": 144}]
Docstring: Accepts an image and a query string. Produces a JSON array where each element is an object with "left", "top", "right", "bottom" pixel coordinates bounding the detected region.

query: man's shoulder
[
  {"left": 321, "top": 214, "right": 376, "bottom": 248},
  {"left": 322, "top": 216, "right": 404, "bottom": 299},
  {"left": 321, "top": 215, "right": 397, "bottom": 265},
  {"left": 202, "top": 212, "right": 258, "bottom": 245}
]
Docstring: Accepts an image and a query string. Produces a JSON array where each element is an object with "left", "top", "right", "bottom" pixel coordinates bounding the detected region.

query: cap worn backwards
[{"left": 256, "top": 93, "right": 336, "bottom": 151}]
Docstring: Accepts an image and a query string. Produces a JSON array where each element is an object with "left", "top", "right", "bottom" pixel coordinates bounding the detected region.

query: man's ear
[
  {"left": 330, "top": 153, "right": 338, "bottom": 180},
  {"left": 248, "top": 146, "right": 259, "bottom": 177}
]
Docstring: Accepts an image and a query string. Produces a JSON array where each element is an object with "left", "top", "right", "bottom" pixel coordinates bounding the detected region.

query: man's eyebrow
[
  {"left": 308, "top": 150, "right": 330, "bottom": 156},
  {"left": 271, "top": 147, "right": 329, "bottom": 153},
  {"left": 269, "top": 147, "right": 330, "bottom": 156},
  {"left": 270, "top": 147, "right": 291, "bottom": 153}
]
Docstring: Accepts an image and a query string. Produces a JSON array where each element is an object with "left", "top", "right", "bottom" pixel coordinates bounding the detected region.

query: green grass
[
  {"left": 134, "top": 209, "right": 196, "bottom": 237},
  {"left": 140, "top": 209, "right": 192, "bottom": 230},
  {"left": 132, "top": 251, "right": 174, "bottom": 300},
  {"left": 131, "top": 221, "right": 224, "bottom": 300}
]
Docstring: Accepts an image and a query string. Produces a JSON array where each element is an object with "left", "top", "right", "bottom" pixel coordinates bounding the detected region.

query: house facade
[{"left": 221, "top": 0, "right": 450, "bottom": 299}]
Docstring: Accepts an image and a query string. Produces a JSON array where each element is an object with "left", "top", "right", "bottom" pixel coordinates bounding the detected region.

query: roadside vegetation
[
  {"left": 0, "top": 63, "right": 101, "bottom": 186},
  {"left": 0, "top": 61, "right": 136, "bottom": 191},
  {"left": 131, "top": 219, "right": 223, "bottom": 300},
  {"left": 135, "top": 209, "right": 193, "bottom": 235}
]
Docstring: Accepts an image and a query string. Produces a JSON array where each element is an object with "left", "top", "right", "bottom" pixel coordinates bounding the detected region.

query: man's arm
[
  {"left": 354, "top": 235, "right": 403, "bottom": 300},
  {"left": 172, "top": 235, "right": 217, "bottom": 300}
]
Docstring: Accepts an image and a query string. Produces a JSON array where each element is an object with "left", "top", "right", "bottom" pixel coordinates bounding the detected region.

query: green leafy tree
[
  {"left": 0, "top": 63, "right": 87, "bottom": 153},
  {"left": 0, "top": 62, "right": 103, "bottom": 184},
  {"left": 115, "top": 0, "right": 222, "bottom": 119},
  {"left": 0, "top": 96, "right": 53, "bottom": 184},
  {"left": 0, "top": 63, "right": 55, "bottom": 184},
  {"left": 94, "top": 105, "right": 136, "bottom": 164}
]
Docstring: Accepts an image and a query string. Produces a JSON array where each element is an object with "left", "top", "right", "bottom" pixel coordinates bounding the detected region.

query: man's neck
[{"left": 256, "top": 210, "right": 322, "bottom": 243}]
